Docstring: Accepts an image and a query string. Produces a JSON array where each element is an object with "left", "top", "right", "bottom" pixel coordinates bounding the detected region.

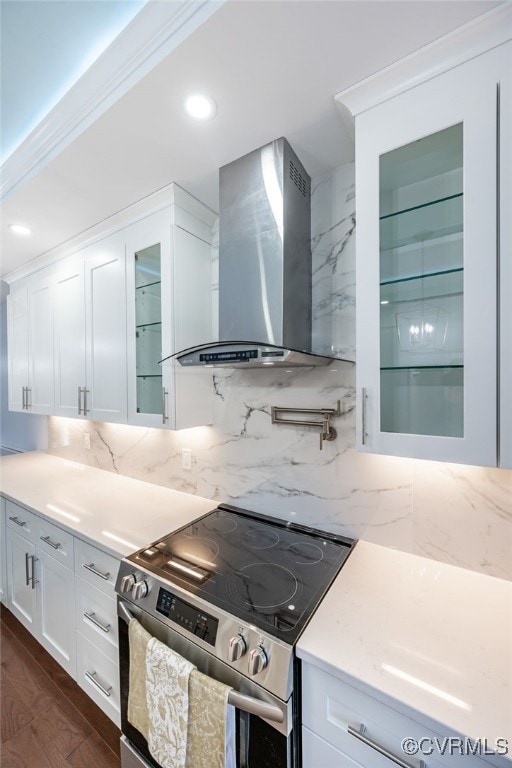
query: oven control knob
[
  {"left": 227, "top": 634, "right": 247, "bottom": 662},
  {"left": 120, "top": 574, "right": 136, "bottom": 594},
  {"left": 248, "top": 646, "right": 268, "bottom": 676},
  {"left": 132, "top": 580, "right": 149, "bottom": 600}
]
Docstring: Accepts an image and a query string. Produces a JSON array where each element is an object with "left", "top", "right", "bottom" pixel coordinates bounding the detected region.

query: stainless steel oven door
[{"left": 117, "top": 599, "right": 298, "bottom": 768}]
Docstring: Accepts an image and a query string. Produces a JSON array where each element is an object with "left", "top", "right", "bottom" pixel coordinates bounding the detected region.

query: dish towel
[
  {"left": 128, "top": 618, "right": 152, "bottom": 740},
  {"left": 186, "top": 670, "right": 236, "bottom": 768},
  {"left": 127, "top": 617, "right": 236, "bottom": 768},
  {"left": 145, "top": 635, "right": 196, "bottom": 768}
]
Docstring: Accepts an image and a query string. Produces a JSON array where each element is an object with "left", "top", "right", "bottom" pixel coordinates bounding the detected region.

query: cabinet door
[
  {"left": 54, "top": 256, "right": 87, "bottom": 418},
  {"left": 27, "top": 269, "right": 54, "bottom": 414},
  {"left": 500, "top": 59, "right": 512, "bottom": 468},
  {"left": 6, "top": 528, "right": 37, "bottom": 633},
  {"left": 125, "top": 209, "right": 171, "bottom": 428},
  {"left": 7, "top": 281, "right": 29, "bottom": 412},
  {"left": 302, "top": 727, "right": 364, "bottom": 768},
  {"left": 0, "top": 499, "right": 6, "bottom": 606},
  {"left": 37, "top": 548, "right": 76, "bottom": 678},
  {"left": 84, "top": 233, "right": 127, "bottom": 423},
  {"left": 356, "top": 54, "right": 498, "bottom": 466}
]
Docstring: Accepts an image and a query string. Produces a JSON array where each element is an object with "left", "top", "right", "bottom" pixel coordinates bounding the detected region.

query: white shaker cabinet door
[
  {"left": 84, "top": 233, "right": 128, "bottom": 423},
  {"left": 0, "top": 499, "right": 6, "bottom": 606},
  {"left": 6, "top": 528, "right": 37, "bottom": 633},
  {"left": 53, "top": 257, "right": 87, "bottom": 418},
  {"left": 27, "top": 269, "right": 54, "bottom": 415},
  {"left": 7, "top": 281, "right": 29, "bottom": 413},
  {"left": 499, "top": 61, "right": 512, "bottom": 468},
  {"left": 37, "top": 548, "right": 76, "bottom": 678}
]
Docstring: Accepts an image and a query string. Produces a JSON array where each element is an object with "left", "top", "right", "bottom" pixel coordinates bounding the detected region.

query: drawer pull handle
[
  {"left": 9, "top": 516, "right": 27, "bottom": 527},
  {"left": 85, "top": 670, "right": 112, "bottom": 697},
  {"left": 40, "top": 535, "right": 61, "bottom": 550},
  {"left": 83, "top": 562, "right": 110, "bottom": 581},
  {"left": 25, "top": 552, "right": 30, "bottom": 586},
  {"left": 348, "top": 724, "right": 425, "bottom": 768},
  {"left": 84, "top": 611, "right": 111, "bottom": 633}
]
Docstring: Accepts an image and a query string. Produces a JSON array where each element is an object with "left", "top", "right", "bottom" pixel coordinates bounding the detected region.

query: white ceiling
[
  {"left": 0, "top": 0, "right": 500, "bottom": 278},
  {"left": 0, "top": 0, "right": 146, "bottom": 161}
]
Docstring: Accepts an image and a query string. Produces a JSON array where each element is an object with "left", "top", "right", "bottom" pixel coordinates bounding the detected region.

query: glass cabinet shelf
[
  {"left": 136, "top": 321, "right": 162, "bottom": 329},
  {"left": 380, "top": 193, "right": 463, "bottom": 252},
  {"left": 380, "top": 269, "right": 463, "bottom": 305},
  {"left": 380, "top": 267, "right": 463, "bottom": 287},
  {"left": 136, "top": 280, "right": 161, "bottom": 291},
  {"left": 381, "top": 364, "right": 463, "bottom": 371},
  {"left": 136, "top": 374, "right": 163, "bottom": 378}
]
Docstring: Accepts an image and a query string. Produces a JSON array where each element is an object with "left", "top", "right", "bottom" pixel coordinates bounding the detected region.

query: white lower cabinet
[
  {"left": 5, "top": 501, "right": 76, "bottom": 677},
  {"left": 302, "top": 662, "right": 498, "bottom": 768},
  {"left": 76, "top": 630, "right": 121, "bottom": 726},
  {"left": 2, "top": 495, "right": 121, "bottom": 726},
  {"left": 75, "top": 576, "right": 119, "bottom": 662},
  {"left": 0, "top": 498, "right": 7, "bottom": 605},
  {"left": 303, "top": 726, "right": 364, "bottom": 767},
  {"left": 74, "top": 537, "right": 121, "bottom": 725}
]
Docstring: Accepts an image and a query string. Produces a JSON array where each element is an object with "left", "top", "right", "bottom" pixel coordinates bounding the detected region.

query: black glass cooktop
[{"left": 128, "top": 504, "right": 355, "bottom": 645}]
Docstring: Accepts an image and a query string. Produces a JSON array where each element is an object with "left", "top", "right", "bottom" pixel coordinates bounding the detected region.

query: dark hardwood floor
[{"left": 1, "top": 606, "right": 121, "bottom": 768}]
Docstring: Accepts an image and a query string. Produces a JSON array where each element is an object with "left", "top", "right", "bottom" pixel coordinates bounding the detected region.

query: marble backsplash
[{"left": 47, "top": 163, "right": 512, "bottom": 581}]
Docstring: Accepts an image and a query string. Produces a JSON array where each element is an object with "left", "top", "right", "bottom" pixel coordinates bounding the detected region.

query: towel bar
[{"left": 118, "top": 601, "right": 285, "bottom": 724}]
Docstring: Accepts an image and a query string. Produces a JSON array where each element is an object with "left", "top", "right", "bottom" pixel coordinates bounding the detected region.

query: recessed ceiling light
[
  {"left": 184, "top": 93, "right": 217, "bottom": 121},
  {"left": 9, "top": 223, "right": 31, "bottom": 236}
]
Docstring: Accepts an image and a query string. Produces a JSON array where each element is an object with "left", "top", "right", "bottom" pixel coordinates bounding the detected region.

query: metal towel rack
[
  {"left": 118, "top": 601, "right": 285, "bottom": 724},
  {"left": 271, "top": 400, "right": 342, "bottom": 450}
]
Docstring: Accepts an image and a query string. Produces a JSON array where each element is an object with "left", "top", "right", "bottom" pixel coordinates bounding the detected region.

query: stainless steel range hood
[{"left": 162, "top": 137, "right": 342, "bottom": 368}]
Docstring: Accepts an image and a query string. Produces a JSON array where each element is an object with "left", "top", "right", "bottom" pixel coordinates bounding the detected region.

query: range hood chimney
[{"left": 166, "top": 137, "right": 340, "bottom": 368}]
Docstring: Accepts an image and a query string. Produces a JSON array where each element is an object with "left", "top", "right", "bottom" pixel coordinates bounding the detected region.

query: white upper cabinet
[
  {"left": 83, "top": 232, "right": 127, "bottom": 423},
  {"left": 53, "top": 236, "right": 127, "bottom": 423},
  {"left": 499, "top": 65, "right": 512, "bottom": 469},
  {"left": 7, "top": 280, "right": 29, "bottom": 412},
  {"left": 6, "top": 183, "right": 216, "bottom": 430},
  {"left": 53, "top": 256, "right": 86, "bottom": 418},
  {"left": 125, "top": 188, "right": 215, "bottom": 429},
  {"left": 338, "top": 31, "right": 511, "bottom": 467},
  {"left": 7, "top": 268, "right": 54, "bottom": 415}
]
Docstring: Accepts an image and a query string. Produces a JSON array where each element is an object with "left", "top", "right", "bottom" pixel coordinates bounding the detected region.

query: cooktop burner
[{"left": 127, "top": 504, "right": 354, "bottom": 645}]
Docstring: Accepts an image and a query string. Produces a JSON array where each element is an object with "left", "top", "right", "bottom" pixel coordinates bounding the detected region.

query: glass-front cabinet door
[
  {"left": 356, "top": 55, "right": 498, "bottom": 466},
  {"left": 126, "top": 209, "right": 172, "bottom": 428},
  {"left": 134, "top": 243, "right": 163, "bottom": 417}
]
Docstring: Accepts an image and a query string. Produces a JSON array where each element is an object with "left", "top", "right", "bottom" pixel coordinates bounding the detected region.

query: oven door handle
[{"left": 118, "top": 600, "right": 285, "bottom": 724}]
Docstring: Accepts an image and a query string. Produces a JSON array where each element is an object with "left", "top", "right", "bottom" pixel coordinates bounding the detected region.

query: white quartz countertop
[
  {"left": 297, "top": 540, "right": 512, "bottom": 757},
  {"left": 0, "top": 452, "right": 217, "bottom": 557}
]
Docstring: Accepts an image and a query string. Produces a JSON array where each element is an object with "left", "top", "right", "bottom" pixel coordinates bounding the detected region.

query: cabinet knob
[{"left": 248, "top": 646, "right": 268, "bottom": 676}]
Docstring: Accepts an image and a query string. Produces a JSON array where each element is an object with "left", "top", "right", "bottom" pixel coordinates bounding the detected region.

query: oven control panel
[{"left": 156, "top": 587, "right": 219, "bottom": 646}]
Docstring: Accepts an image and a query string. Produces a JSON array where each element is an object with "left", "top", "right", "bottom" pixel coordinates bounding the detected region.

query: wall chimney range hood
[{"left": 162, "top": 137, "right": 346, "bottom": 368}]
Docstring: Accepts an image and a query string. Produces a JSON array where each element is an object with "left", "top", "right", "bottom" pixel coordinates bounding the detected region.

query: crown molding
[
  {"left": 335, "top": 2, "right": 512, "bottom": 118},
  {"left": 0, "top": 0, "right": 224, "bottom": 204}
]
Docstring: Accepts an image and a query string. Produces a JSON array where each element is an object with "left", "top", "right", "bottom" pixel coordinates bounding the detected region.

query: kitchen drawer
[
  {"left": 76, "top": 631, "right": 120, "bottom": 726},
  {"left": 74, "top": 538, "right": 119, "bottom": 596},
  {"left": 34, "top": 516, "right": 74, "bottom": 569},
  {"left": 75, "top": 576, "right": 118, "bottom": 662},
  {"left": 302, "top": 664, "right": 494, "bottom": 768},
  {"left": 5, "top": 500, "right": 36, "bottom": 543},
  {"left": 303, "top": 726, "right": 363, "bottom": 768}
]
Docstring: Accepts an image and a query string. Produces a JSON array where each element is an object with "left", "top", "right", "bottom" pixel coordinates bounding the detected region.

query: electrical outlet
[
  {"left": 83, "top": 432, "right": 91, "bottom": 450},
  {"left": 181, "top": 448, "right": 192, "bottom": 471}
]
